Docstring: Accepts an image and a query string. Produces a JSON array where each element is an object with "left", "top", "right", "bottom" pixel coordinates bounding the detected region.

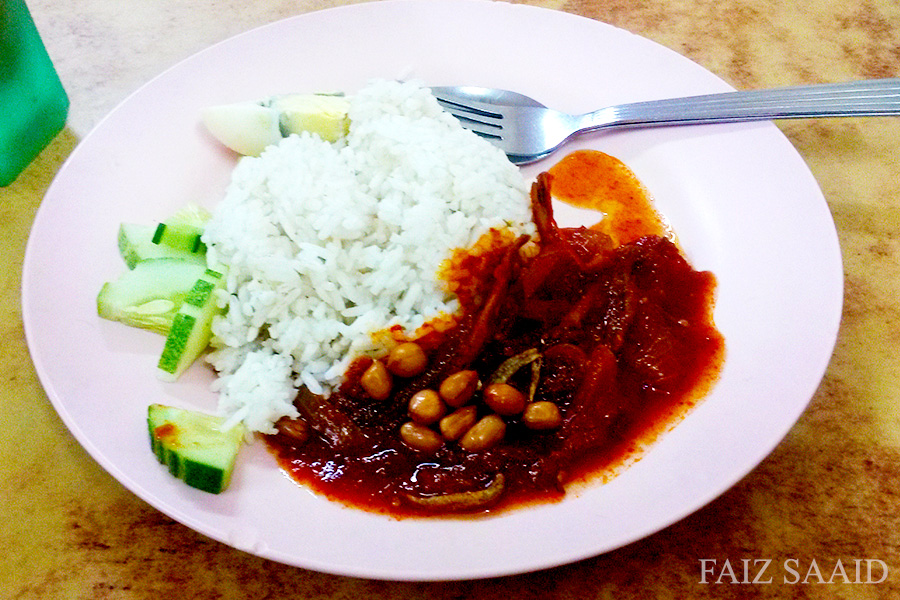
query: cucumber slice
[
  {"left": 157, "top": 268, "right": 226, "bottom": 380},
  {"left": 148, "top": 403, "right": 244, "bottom": 494},
  {"left": 97, "top": 258, "right": 208, "bottom": 334},
  {"left": 167, "top": 203, "right": 212, "bottom": 228},
  {"left": 152, "top": 222, "right": 206, "bottom": 254},
  {"left": 118, "top": 205, "right": 211, "bottom": 269},
  {"left": 118, "top": 223, "right": 207, "bottom": 269}
]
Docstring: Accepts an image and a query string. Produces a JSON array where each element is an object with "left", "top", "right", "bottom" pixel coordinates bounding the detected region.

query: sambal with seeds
[{"left": 265, "top": 150, "right": 725, "bottom": 516}]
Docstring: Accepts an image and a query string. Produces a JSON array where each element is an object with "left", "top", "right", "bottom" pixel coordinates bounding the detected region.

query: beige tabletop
[{"left": 3, "top": 0, "right": 900, "bottom": 597}]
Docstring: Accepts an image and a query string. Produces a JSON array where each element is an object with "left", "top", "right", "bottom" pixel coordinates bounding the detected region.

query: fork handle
[{"left": 585, "top": 78, "right": 900, "bottom": 130}]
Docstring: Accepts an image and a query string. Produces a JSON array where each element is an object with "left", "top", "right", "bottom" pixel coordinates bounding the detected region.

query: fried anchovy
[
  {"left": 401, "top": 473, "right": 506, "bottom": 512},
  {"left": 489, "top": 348, "right": 543, "bottom": 402}
]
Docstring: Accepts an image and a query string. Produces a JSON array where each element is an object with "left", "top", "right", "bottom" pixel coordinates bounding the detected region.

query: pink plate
[{"left": 23, "top": 0, "right": 841, "bottom": 581}]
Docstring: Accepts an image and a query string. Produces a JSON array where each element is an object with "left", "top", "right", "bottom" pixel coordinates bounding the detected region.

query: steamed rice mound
[{"left": 203, "top": 80, "right": 534, "bottom": 433}]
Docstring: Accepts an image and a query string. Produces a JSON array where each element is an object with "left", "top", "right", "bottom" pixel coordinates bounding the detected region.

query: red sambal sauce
[{"left": 265, "top": 150, "right": 725, "bottom": 517}]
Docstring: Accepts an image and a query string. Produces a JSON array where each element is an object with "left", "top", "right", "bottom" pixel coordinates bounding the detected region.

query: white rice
[{"left": 203, "top": 80, "right": 533, "bottom": 433}]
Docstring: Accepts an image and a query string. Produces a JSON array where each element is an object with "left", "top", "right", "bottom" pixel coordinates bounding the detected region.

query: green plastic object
[{"left": 0, "top": 0, "right": 69, "bottom": 186}]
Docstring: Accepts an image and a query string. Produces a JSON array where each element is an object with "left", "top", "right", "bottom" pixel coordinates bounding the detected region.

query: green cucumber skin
[
  {"left": 152, "top": 223, "right": 207, "bottom": 255},
  {"left": 157, "top": 313, "right": 197, "bottom": 374},
  {"left": 147, "top": 404, "right": 244, "bottom": 494},
  {"left": 180, "top": 458, "right": 228, "bottom": 494},
  {"left": 118, "top": 223, "right": 206, "bottom": 269},
  {"left": 183, "top": 279, "right": 215, "bottom": 308},
  {"left": 156, "top": 268, "right": 226, "bottom": 380},
  {"left": 182, "top": 269, "right": 224, "bottom": 308},
  {"left": 158, "top": 444, "right": 231, "bottom": 494}
]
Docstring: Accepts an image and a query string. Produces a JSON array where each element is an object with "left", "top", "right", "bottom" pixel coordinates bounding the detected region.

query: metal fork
[{"left": 431, "top": 79, "right": 900, "bottom": 164}]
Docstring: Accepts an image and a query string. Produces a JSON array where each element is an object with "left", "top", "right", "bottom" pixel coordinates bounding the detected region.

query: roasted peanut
[
  {"left": 360, "top": 359, "right": 392, "bottom": 400},
  {"left": 438, "top": 405, "right": 478, "bottom": 441},
  {"left": 408, "top": 389, "right": 446, "bottom": 425},
  {"left": 483, "top": 383, "right": 527, "bottom": 416},
  {"left": 400, "top": 421, "right": 443, "bottom": 453},
  {"left": 522, "top": 401, "right": 563, "bottom": 430},
  {"left": 438, "top": 370, "right": 479, "bottom": 408},
  {"left": 459, "top": 414, "right": 506, "bottom": 452},
  {"left": 386, "top": 342, "right": 428, "bottom": 377}
]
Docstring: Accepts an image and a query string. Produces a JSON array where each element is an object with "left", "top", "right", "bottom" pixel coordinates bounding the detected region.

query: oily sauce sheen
[{"left": 266, "top": 150, "right": 725, "bottom": 517}]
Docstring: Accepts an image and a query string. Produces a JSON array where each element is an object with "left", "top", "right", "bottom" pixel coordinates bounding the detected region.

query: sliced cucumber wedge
[
  {"left": 157, "top": 267, "right": 226, "bottom": 381},
  {"left": 152, "top": 222, "right": 206, "bottom": 254},
  {"left": 118, "top": 223, "right": 207, "bottom": 269},
  {"left": 97, "top": 258, "right": 208, "bottom": 334},
  {"left": 118, "top": 205, "right": 211, "bottom": 269},
  {"left": 148, "top": 403, "right": 244, "bottom": 494},
  {"left": 167, "top": 203, "right": 212, "bottom": 228}
]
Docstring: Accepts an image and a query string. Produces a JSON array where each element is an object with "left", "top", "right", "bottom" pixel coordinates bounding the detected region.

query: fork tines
[{"left": 433, "top": 95, "right": 504, "bottom": 140}]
